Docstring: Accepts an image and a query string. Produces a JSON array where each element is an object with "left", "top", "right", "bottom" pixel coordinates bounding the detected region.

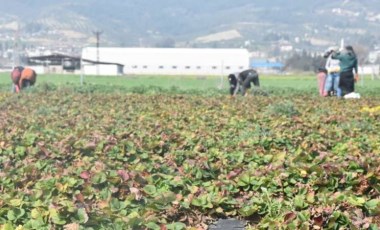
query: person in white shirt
[{"left": 324, "top": 47, "right": 342, "bottom": 97}]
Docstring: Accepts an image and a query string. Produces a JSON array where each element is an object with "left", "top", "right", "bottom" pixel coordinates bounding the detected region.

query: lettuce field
[{"left": 0, "top": 79, "right": 380, "bottom": 229}]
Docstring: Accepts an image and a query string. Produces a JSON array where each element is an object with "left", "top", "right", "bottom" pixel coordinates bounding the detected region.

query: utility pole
[
  {"left": 219, "top": 60, "right": 224, "bottom": 89},
  {"left": 13, "top": 22, "right": 21, "bottom": 68},
  {"left": 93, "top": 30, "right": 102, "bottom": 75}
]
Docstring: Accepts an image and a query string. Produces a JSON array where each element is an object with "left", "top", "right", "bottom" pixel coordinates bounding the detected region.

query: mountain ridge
[{"left": 0, "top": 0, "right": 379, "bottom": 52}]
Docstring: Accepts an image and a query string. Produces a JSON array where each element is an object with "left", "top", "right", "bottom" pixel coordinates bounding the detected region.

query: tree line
[{"left": 283, "top": 46, "right": 372, "bottom": 73}]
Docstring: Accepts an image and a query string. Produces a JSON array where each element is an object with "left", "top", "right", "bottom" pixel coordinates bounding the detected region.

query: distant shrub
[
  {"left": 251, "top": 87, "right": 269, "bottom": 96},
  {"left": 266, "top": 100, "right": 300, "bottom": 117},
  {"left": 35, "top": 82, "right": 57, "bottom": 92}
]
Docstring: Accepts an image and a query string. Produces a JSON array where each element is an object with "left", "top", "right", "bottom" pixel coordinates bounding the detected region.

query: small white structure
[
  {"left": 81, "top": 59, "right": 124, "bottom": 76},
  {"left": 81, "top": 47, "right": 250, "bottom": 76},
  {"left": 82, "top": 64, "right": 123, "bottom": 76},
  {"left": 359, "top": 64, "right": 379, "bottom": 76},
  {"left": 27, "top": 65, "right": 46, "bottom": 75}
]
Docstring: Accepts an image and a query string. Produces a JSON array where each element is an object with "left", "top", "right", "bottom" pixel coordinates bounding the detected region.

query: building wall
[
  {"left": 359, "top": 65, "right": 379, "bottom": 75},
  {"left": 48, "top": 65, "right": 63, "bottom": 74},
  {"left": 81, "top": 47, "right": 250, "bottom": 76},
  {"left": 27, "top": 65, "right": 46, "bottom": 74},
  {"left": 83, "top": 64, "right": 121, "bottom": 76}
]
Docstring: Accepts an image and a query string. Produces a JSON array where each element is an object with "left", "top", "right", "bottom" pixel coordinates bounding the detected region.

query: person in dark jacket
[
  {"left": 228, "top": 69, "right": 260, "bottom": 96},
  {"left": 331, "top": 45, "right": 359, "bottom": 97},
  {"left": 239, "top": 69, "right": 260, "bottom": 96},
  {"left": 228, "top": 73, "right": 239, "bottom": 96}
]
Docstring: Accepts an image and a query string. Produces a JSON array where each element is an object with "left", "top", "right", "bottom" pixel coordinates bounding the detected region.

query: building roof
[
  {"left": 27, "top": 53, "right": 123, "bottom": 67},
  {"left": 81, "top": 59, "right": 124, "bottom": 67},
  {"left": 83, "top": 47, "right": 249, "bottom": 54},
  {"left": 28, "top": 53, "right": 80, "bottom": 60},
  {"left": 81, "top": 47, "right": 250, "bottom": 66},
  {"left": 27, "top": 53, "right": 80, "bottom": 65}
]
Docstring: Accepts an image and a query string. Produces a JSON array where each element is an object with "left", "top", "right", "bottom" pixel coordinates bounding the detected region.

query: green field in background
[{"left": 1, "top": 73, "right": 379, "bottom": 95}]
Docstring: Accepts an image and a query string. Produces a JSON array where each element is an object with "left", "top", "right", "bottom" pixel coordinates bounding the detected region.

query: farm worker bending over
[
  {"left": 238, "top": 69, "right": 260, "bottom": 96},
  {"left": 228, "top": 69, "right": 260, "bottom": 96},
  {"left": 19, "top": 68, "right": 37, "bottom": 89},
  {"left": 11, "top": 66, "right": 24, "bottom": 93},
  {"left": 10, "top": 66, "right": 37, "bottom": 93},
  {"left": 331, "top": 45, "right": 359, "bottom": 97},
  {"left": 228, "top": 72, "right": 240, "bottom": 96}
]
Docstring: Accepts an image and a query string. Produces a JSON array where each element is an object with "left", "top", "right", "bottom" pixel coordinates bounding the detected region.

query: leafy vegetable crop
[{"left": 0, "top": 89, "right": 379, "bottom": 229}]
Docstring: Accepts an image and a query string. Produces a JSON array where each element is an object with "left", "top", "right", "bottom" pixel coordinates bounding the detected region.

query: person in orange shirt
[{"left": 10, "top": 67, "right": 37, "bottom": 92}]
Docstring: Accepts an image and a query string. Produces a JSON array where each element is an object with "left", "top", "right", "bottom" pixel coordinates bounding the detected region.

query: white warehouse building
[{"left": 81, "top": 47, "right": 250, "bottom": 76}]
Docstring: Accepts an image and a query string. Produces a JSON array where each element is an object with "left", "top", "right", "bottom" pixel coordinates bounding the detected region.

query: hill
[{"left": 0, "top": 0, "right": 380, "bottom": 52}]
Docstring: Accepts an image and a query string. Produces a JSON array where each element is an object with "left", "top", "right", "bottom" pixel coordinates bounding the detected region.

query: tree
[
  {"left": 155, "top": 38, "right": 176, "bottom": 48},
  {"left": 352, "top": 44, "right": 370, "bottom": 65},
  {"left": 284, "top": 50, "right": 325, "bottom": 72}
]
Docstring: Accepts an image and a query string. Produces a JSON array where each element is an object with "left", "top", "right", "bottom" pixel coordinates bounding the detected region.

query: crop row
[{"left": 0, "top": 89, "right": 379, "bottom": 229}]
